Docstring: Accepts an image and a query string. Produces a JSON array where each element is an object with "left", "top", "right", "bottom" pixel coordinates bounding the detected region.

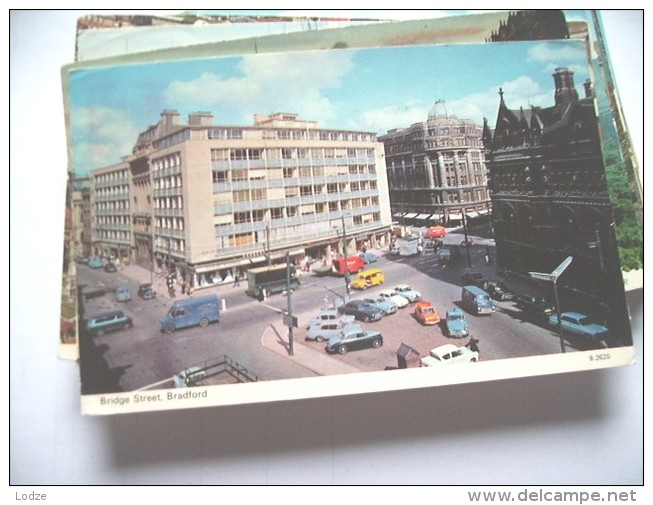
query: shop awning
[
  {"left": 403, "top": 213, "right": 418, "bottom": 219},
  {"left": 415, "top": 213, "right": 432, "bottom": 220},
  {"left": 466, "top": 211, "right": 480, "bottom": 218},
  {"left": 448, "top": 213, "right": 463, "bottom": 220}
]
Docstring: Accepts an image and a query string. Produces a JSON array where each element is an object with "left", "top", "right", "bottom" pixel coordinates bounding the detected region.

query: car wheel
[
  {"left": 470, "top": 357, "right": 478, "bottom": 362},
  {"left": 164, "top": 324, "right": 176, "bottom": 334},
  {"left": 364, "top": 315, "right": 372, "bottom": 322},
  {"left": 337, "top": 345, "right": 348, "bottom": 355},
  {"left": 371, "top": 338, "right": 382, "bottom": 349},
  {"left": 199, "top": 317, "right": 209, "bottom": 327},
  {"left": 123, "top": 322, "right": 132, "bottom": 330},
  {"left": 315, "top": 336, "right": 325, "bottom": 343}
]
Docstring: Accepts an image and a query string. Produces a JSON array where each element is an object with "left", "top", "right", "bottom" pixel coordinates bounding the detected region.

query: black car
[
  {"left": 338, "top": 300, "right": 383, "bottom": 322},
  {"left": 462, "top": 270, "right": 487, "bottom": 288},
  {"left": 137, "top": 283, "right": 156, "bottom": 300},
  {"left": 486, "top": 282, "right": 514, "bottom": 301},
  {"left": 104, "top": 262, "right": 118, "bottom": 273},
  {"left": 514, "top": 294, "right": 554, "bottom": 318},
  {"left": 325, "top": 328, "right": 384, "bottom": 354}
]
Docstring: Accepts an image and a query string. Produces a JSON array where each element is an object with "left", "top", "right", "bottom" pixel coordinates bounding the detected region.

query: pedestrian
[
  {"left": 187, "top": 284, "right": 194, "bottom": 297},
  {"left": 233, "top": 270, "right": 241, "bottom": 287},
  {"left": 181, "top": 280, "right": 187, "bottom": 295},
  {"left": 466, "top": 337, "right": 480, "bottom": 353}
]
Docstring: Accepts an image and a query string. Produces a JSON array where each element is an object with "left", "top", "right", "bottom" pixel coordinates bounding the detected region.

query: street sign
[{"left": 284, "top": 314, "right": 298, "bottom": 328}]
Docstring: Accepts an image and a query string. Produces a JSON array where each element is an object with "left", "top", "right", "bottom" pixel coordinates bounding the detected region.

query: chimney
[
  {"left": 553, "top": 67, "right": 579, "bottom": 106},
  {"left": 160, "top": 110, "right": 180, "bottom": 135},
  {"left": 188, "top": 111, "right": 214, "bottom": 126}
]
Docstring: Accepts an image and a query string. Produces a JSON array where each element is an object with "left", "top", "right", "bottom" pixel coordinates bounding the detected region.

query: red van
[{"left": 332, "top": 256, "right": 366, "bottom": 276}]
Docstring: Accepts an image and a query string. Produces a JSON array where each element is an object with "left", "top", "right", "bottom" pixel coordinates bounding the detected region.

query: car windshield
[
  {"left": 422, "top": 307, "right": 435, "bottom": 314},
  {"left": 449, "top": 313, "right": 462, "bottom": 321}
]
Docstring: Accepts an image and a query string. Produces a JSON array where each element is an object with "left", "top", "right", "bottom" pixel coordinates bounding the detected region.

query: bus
[{"left": 245, "top": 263, "right": 300, "bottom": 300}]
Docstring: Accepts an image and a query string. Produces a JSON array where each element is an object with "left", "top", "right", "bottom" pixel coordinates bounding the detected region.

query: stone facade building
[
  {"left": 378, "top": 101, "right": 491, "bottom": 228},
  {"left": 483, "top": 68, "right": 631, "bottom": 347}
]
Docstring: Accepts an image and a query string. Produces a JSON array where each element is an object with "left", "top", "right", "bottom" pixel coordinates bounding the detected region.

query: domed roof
[{"left": 428, "top": 100, "right": 449, "bottom": 120}]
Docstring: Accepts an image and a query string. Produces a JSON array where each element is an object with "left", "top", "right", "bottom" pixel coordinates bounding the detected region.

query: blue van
[
  {"left": 160, "top": 295, "right": 221, "bottom": 334},
  {"left": 461, "top": 285, "right": 495, "bottom": 315}
]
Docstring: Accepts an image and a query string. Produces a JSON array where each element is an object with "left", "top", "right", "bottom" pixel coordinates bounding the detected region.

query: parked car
[
  {"left": 137, "top": 283, "right": 156, "bottom": 300},
  {"left": 420, "top": 343, "right": 478, "bottom": 367},
  {"left": 424, "top": 225, "right": 447, "bottom": 238},
  {"left": 444, "top": 308, "right": 470, "bottom": 338},
  {"left": 306, "top": 321, "right": 362, "bottom": 343},
  {"left": 115, "top": 286, "right": 132, "bottom": 303},
  {"left": 87, "top": 256, "right": 103, "bottom": 269},
  {"left": 86, "top": 310, "right": 133, "bottom": 337},
  {"left": 104, "top": 262, "right": 118, "bottom": 273},
  {"left": 413, "top": 301, "right": 441, "bottom": 325},
  {"left": 548, "top": 311, "right": 609, "bottom": 348},
  {"left": 514, "top": 294, "right": 554, "bottom": 318},
  {"left": 462, "top": 269, "right": 487, "bottom": 288},
  {"left": 337, "top": 300, "right": 383, "bottom": 322},
  {"left": 362, "top": 295, "right": 398, "bottom": 316},
  {"left": 486, "top": 281, "right": 514, "bottom": 301},
  {"left": 393, "top": 284, "right": 421, "bottom": 303},
  {"left": 359, "top": 251, "right": 380, "bottom": 264},
  {"left": 307, "top": 310, "right": 355, "bottom": 330},
  {"left": 378, "top": 289, "right": 409, "bottom": 308},
  {"left": 325, "top": 327, "right": 384, "bottom": 354}
]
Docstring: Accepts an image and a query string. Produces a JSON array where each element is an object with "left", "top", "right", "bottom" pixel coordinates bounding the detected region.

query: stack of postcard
[{"left": 60, "top": 10, "right": 642, "bottom": 415}]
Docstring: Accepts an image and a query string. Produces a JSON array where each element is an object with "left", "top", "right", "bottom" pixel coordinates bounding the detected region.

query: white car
[
  {"left": 421, "top": 344, "right": 479, "bottom": 367},
  {"left": 378, "top": 289, "right": 409, "bottom": 308},
  {"left": 393, "top": 284, "right": 421, "bottom": 303}
]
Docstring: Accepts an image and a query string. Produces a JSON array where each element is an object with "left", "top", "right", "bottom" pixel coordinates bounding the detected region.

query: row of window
[
  {"left": 93, "top": 170, "right": 129, "bottom": 184},
  {"left": 212, "top": 164, "right": 377, "bottom": 183},
  {"left": 210, "top": 147, "right": 376, "bottom": 162},
  {"left": 152, "top": 152, "right": 182, "bottom": 172},
  {"left": 207, "top": 128, "right": 375, "bottom": 143}
]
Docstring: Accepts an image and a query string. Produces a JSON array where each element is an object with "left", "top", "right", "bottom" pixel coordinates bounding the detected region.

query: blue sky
[{"left": 69, "top": 38, "right": 591, "bottom": 175}]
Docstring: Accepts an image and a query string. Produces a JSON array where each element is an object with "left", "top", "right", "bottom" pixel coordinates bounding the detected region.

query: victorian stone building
[
  {"left": 482, "top": 67, "right": 631, "bottom": 347},
  {"left": 379, "top": 101, "right": 491, "bottom": 228}
]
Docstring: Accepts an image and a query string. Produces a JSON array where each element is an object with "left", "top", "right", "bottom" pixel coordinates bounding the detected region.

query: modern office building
[
  {"left": 89, "top": 110, "right": 392, "bottom": 287},
  {"left": 378, "top": 101, "right": 491, "bottom": 228},
  {"left": 482, "top": 67, "right": 631, "bottom": 346}
]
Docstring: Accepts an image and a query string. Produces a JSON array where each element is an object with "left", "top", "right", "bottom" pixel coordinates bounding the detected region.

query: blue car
[
  {"left": 362, "top": 296, "right": 398, "bottom": 316},
  {"left": 548, "top": 311, "right": 608, "bottom": 348},
  {"left": 87, "top": 256, "right": 103, "bottom": 269},
  {"left": 444, "top": 308, "right": 469, "bottom": 338},
  {"left": 360, "top": 251, "right": 379, "bottom": 264}
]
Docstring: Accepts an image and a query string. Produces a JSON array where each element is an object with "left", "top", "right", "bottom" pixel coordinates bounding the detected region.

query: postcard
[{"left": 60, "top": 10, "right": 641, "bottom": 415}]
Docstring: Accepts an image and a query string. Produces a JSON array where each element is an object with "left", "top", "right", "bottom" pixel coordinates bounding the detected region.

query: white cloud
[
  {"left": 362, "top": 75, "right": 554, "bottom": 136},
  {"left": 164, "top": 51, "right": 356, "bottom": 125},
  {"left": 356, "top": 100, "right": 430, "bottom": 133},
  {"left": 447, "top": 75, "right": 552, "bottom": 125},
  {"left": 71, "top": 106, "right": 139, "bottom": 174},
  {"left": 527, "top": 42, "right": 586, "bottom": 65}
]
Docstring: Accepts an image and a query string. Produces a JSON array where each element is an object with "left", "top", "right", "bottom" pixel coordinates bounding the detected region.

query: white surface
[{"left": 9, "top": 9, "right": 645, "bottom": 491}]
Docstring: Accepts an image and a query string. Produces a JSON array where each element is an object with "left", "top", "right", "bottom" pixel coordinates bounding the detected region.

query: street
[{"left": 78, "top": 231, "right": 569, "bottom": 394}]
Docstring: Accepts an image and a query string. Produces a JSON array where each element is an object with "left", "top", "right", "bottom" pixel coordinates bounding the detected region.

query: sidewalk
[{"left": 260, "top": 321, "right": 363, "bottom": 376}]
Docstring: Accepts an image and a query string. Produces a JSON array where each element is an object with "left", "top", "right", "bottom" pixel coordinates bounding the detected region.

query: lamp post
[
  {"left": 341, "top": 214, "right": 350, "bottom": 298},
  {"left": 529, "top": 256, "right": 573, "bottom": 354}
]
